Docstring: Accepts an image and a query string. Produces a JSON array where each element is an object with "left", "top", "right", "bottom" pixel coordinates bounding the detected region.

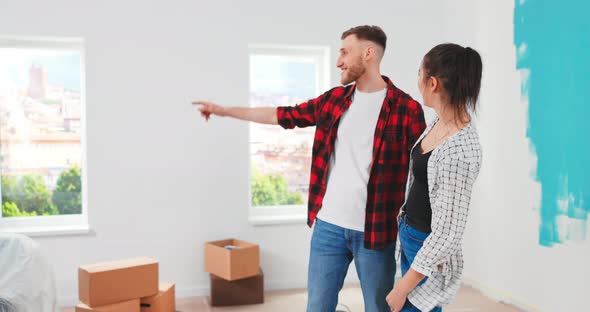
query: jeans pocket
[{"left": 404, "top": 222, "right": 430, "bottom": 243}]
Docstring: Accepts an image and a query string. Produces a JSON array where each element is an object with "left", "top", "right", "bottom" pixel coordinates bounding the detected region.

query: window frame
[{"left": 0, "top": 36, "right": 89, "bottom": 236}]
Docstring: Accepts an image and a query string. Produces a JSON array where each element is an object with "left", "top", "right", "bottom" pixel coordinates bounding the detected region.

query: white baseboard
[
  {"left": 462, "top": 277, "right": 542, "bottom": 312},
  {"left": 175, "top": 285, "right": 209, "bottom": 298}
]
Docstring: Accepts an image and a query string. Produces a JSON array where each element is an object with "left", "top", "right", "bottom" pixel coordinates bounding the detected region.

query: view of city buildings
[
  {"left": 249, "top": 52, "right": 321, "bottom": 206},
  {"left": 249, "top": 93, "right": 314, "bottom": 199},
  {"left": 0, "top": 48, "right": 82, "bottom": 209}
]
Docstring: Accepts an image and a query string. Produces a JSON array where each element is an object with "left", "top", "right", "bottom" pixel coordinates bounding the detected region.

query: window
[
  {"left": 0, "top": 37, "right": 88, "bottom": 235},
  {"left": 248, "top": 44, "right": 330, "bottom": 225}
]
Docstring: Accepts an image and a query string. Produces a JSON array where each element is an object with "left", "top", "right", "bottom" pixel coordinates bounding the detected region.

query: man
[{"left": 195, "top": 25, "right": 426, "bottom": 312}]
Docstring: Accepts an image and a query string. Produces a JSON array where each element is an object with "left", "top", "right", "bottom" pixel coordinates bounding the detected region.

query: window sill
[
  {"left": 0, "top": 224, "right": 91, "bottom": 237},
  {"left": 249, "top": 204, "right": 307, "bottom": 226},
  {"left": 249, "top": 214, "right": 307, "bottom": 226}
]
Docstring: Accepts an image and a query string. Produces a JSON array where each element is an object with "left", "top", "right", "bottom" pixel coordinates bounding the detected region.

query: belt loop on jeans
[{"left": 398, "top": 211, "right": 407, "bottom": 224}]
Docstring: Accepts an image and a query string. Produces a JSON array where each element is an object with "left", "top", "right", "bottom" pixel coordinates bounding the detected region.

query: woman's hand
[{"left": 386, "top": 285, "right": 408, "bottom": 312}]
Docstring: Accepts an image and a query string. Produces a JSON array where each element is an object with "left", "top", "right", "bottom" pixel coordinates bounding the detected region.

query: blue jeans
[
  {"left": 307, "top": 218, "right": 396, "bottom": 312},
  {"left": 399, "top": 216, "right": 442, "bottom": 312}
]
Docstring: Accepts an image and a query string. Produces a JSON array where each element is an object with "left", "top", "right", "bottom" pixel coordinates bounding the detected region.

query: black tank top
[{"left": 404, "top": 141, "right": 433, "bottom": 233}]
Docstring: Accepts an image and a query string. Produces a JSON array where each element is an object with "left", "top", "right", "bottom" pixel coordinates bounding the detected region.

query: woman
[{"left": 386, "top": 43, "right": 483, "bottom": 312}]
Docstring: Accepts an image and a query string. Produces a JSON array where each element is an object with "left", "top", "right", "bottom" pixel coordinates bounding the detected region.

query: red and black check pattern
[{"left": 277, "top": 76, "right": 426, "bottom": 249}]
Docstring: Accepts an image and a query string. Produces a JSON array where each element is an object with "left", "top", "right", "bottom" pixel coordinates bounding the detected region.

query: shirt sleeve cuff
[
  {"left": 411, "top": 260, "right": 433, "bottom": 277},
  {"left": 276, "top": 106, "right": 291, "bottom": 129}
]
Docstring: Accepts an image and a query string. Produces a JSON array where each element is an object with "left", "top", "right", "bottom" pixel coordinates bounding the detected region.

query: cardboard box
[
  {"left": 75, "top": 299, "right": 140, "bottom": 312},
  {"left": 210, "top": 268, "right": 264, "bottom": 306},
  {"left": 205, "top": 239, "right": 259, "bottom": 281},
  {"left": 140, "top": 282, "right": 175, "bottom": 312},
  {"left": 79, "top": 257, "right": 158, "bottom": 307}
]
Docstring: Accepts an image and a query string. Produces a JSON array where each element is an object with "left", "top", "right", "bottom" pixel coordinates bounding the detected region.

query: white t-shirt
[{"left": 317, "top": 88, "right": 386, "bottom": 231}]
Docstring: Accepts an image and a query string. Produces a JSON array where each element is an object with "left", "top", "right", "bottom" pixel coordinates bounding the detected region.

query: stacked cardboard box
[
  {"left": 140, "top": 283, "right": 175, "bottom": 312},
  {"left": 205, "top": 239, "right": 264, "bottom": 306},
  {"left": 75, "top": 257, "right": 175, "bottom": 312}
]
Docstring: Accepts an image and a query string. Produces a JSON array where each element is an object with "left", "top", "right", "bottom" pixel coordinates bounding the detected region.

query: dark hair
[
  {"left": 422, "top": 43, "right": 482, "bottom": 119},
  {"left": 341, "top": 25, "right": 387, "bottom": 50}
]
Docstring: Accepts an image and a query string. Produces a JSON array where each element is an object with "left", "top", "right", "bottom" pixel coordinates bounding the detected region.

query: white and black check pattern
[{"left": 399, "top": 117, "right": 482, "bottom": 311}]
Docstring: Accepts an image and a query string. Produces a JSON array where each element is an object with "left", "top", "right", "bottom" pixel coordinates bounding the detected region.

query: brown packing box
[
  {"left": 140, "top": 282, "right": 176, "bottom": 312},
  {"left": 204, "top": 239, "right": 259, "bottom": 281},
  {"left": 210, "top": 268, "right": 264, "bottom": 306},
  {"left": 75, "top": 299, "right": 140, "bottom": 312},
  {"left": 79, "top": 257, "right": 158, "bottom": 307}
]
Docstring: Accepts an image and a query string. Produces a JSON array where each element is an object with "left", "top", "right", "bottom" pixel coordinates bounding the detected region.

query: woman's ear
[{"left": 429, "top": 76, "right": 439, "bottom": 93}]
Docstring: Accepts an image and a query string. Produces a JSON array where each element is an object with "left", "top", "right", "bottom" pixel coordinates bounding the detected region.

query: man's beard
[{"left": 341, "top": 58, "right": 366, "bottom": 85}]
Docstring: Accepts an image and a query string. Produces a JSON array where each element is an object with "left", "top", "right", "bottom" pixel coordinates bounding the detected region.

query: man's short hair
[{"left": 341, "top": 25, "right": 387, "bottom": 50}]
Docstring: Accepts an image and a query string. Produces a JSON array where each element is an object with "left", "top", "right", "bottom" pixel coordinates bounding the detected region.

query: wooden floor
[{"left": 63, "top": 284, "right": 522, "bottom": 312}]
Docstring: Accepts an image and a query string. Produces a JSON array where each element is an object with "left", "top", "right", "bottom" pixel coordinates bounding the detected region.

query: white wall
[
  {"left": 442, "top": 0, "right": 590, "bottom": 311},
  {"left": 0, "top": 0, "right": 446, "bottom": 307},
  {"left": 8, "top": 1, "right": 584, "bottom": 310}
]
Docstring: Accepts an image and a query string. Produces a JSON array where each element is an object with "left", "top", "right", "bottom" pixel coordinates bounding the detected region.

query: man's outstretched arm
[{"left": 193, "top": 101, "right": 278, "bottom": 125}]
